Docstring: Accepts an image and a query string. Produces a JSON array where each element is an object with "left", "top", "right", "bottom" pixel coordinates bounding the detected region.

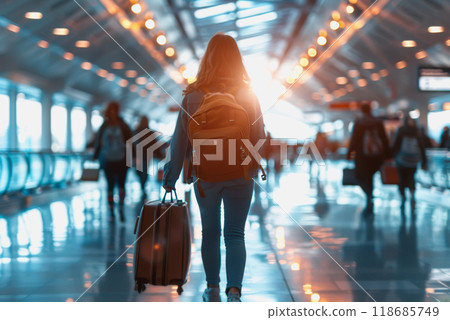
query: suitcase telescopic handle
[
  {"left": 133, "top": 216, "right": 139, "bottom": 234},
  {"left": 162, "top": 190, "right": 178, "bottom": 203}
]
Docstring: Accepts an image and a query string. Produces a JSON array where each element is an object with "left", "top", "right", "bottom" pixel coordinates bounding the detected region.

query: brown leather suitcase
[{"left": 133, "top": 191, "right": 191, "bottom": 295}]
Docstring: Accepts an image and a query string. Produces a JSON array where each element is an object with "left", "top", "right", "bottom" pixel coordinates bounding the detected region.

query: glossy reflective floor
[{"left": 0, "top": 161, "right": 449, "bottom": 302}]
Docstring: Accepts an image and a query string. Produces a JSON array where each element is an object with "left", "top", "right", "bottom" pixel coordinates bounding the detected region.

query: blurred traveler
[
  {"left": 439, "top": 126, "right": 449, "bottom": 149},
  {"left": 309, "top": 130, "right": 328, "bottom": 178},
  {"left": 347, "top": 102, "right": 390, "bottom": 214},
  {"left": 162, "top": 33, "right": 266, "bottom": 302},
  {"left": 133, "top": 116, "right": 157, "bottom": 200},
  {"left": 392, "top": 114, "right": 427, "bottom": 212},
  {"left": 93, "top": 101, "right": 132, "bottom": 222}
]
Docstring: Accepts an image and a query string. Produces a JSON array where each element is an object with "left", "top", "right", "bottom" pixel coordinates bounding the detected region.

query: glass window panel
[
  {"left": 71, "top": 107, "right": 86, "bottom": 152},
  {"left": 0, "top": 94, "right": 10, "bottom": 150},
  {"left": 52, "top": 155, "right": 70, "bottom": 183},
  {"left": 17, "top": 94, "right": 42, "bottom": 151},
  {"left": 25, "top": 154, "right": 44, "bottom": 189},
  {"left": 0, "top": 155, "right": 10, "bottom": 194},
  {"left": 51, "top": 105, "right": 67, "bottom": 152},
  {"left": 7, "top": 153, "right": 28, "bottom": 192},
  {"left": 91, "top": 109, "right": 104, "bottom": 132}
]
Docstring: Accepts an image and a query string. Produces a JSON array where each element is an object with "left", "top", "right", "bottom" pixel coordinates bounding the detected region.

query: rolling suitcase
[
  {"left": 134, "top": 191, "right": 191, "bottom": 295},
  {"left": 342, "top": 167, "right": 359, "bottom": 185}
]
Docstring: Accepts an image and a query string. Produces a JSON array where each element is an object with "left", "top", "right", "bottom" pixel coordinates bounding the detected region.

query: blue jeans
[{"left": 194, "top": 177, "right": 254, "bottom": 294}]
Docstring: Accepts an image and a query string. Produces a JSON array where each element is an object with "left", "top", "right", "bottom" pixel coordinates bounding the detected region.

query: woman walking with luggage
[
  {"left": 163, "top": 33, "right": 265, "bottom": 302},
  {"left": 392, "top": 114, "right": 427, "bottom": 213},
  {"left": 93, "top": 101, "right": 132, "bottom": 222}
]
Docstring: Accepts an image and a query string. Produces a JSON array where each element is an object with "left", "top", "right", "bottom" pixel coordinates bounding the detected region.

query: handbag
[
  {"left": 342, "top": 168, "right": 359, "bottom": 186},
  {"left": 80, "top": 160, "right": 100, "bottom": 181},
  {"left": 380, "top": 162, "right": 399, "bottom": 185}
]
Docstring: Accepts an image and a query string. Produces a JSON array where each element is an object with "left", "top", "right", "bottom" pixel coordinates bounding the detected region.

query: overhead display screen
[{"left": 418, "top": 67, "right": 450, "bottom": 91}]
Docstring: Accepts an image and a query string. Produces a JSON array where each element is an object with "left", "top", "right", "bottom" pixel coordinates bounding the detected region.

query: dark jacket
[
  {"left": 391, "top": 125, "right": 427, "bottom": 167},
  {"left": 93, "top": 118, "right": 132, "bottom": 164},
  {"left": 163, "top": 83, "right": 266, "bottom": 189},
  {"left": 348, "top": 114, "right": 390, "bottom": 160}
]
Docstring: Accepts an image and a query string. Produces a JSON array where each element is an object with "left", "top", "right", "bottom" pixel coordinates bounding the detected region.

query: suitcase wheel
[
  {"left": 177, "top": 285, "right": 183, "bottom": 296},
  {"left": 135, "top": 281, "right": 146, "bottom": 293}
]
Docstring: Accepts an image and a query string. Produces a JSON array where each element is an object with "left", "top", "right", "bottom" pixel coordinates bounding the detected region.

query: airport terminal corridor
[
  {"left": 1, "top": 0, "right": 450, "bottom": 312},
  {"left": 1, "top": 163, "right": 449, "bottom": 302}
]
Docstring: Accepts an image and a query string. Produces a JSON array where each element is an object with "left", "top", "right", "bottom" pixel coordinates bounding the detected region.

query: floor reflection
[{"left": 0, "top": 164, "right": 449, "bottom": 302}]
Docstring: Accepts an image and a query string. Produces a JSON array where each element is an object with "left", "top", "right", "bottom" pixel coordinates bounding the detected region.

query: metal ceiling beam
[
  {"left": 166, "top": 0, "right": 199, "bottom": 60},
  {"left": 274, "top": 0, "right": 317, "bottom": 77}
]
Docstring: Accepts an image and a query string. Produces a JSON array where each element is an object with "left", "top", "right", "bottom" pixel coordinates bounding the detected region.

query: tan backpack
[{"left": 187, "top": 86, "right": 265, "bottom": 195}]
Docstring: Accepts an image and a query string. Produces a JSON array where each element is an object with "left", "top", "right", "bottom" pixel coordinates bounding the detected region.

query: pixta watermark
[{"left": 126, "top": 130, "right": 324, "bottom": 175}]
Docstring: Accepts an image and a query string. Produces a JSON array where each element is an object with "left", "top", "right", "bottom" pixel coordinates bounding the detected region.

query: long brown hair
[{"left": 184, "top": 33, "right": 250, "bottom": 95}]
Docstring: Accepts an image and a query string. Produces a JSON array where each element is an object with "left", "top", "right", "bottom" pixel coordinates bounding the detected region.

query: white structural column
[
  {"left": 8, "top": 85, "right": 18, "bottom": 150},
  {"left": 41, "top": 92, "right": 52, "bottom": 151},
  {"left": 85, "top": 105, "right": 93, "bottom": 149},
  {"left": 66, "top": 102, "right": 73, "bottom": 151}
]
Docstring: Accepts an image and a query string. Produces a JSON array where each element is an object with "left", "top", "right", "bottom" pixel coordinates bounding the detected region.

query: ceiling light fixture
[
  {"left": 396, "top": 61, "right": 407, "bottom": 69},
  {"left": 63, "top": 52, "right": 74, "bottom": 60},
  {"left": 357, "top": 78, "right": 367, "bottom": 87},
  {"left": 307, "top": 47, "right": 317, "bottom": 58},
  {"left": 362, "top": 62, "right": 375, "bottom": 69},
  {"left": 112, "top": 62, "right": 125, "bottom": 69},
  {"left": 81, "top": 62, "right": 92, "bottom": 70},
  {"left": 144, "top": 18, "right": 156, "bottom": 30},
  {"left": 415, "top": 51, "right": 427, "bottom": 59},
  {"left": 299, "top": 57, "right": 309, "bottom": 67},
  {"left": 97, "top": 69, "right": 108, "bottom": 78},
  {"left": 348, "top": 70, "right": 360, "bottom": 77},
  {"left": 156, "top": 34, "right": 167, "bottom": 46},
  {"left": 136, "top": 77, "right": 147, "bottom": 85},
  {"left": 236, "top": 12, "right": 278, "bottom": 28},
  {"left": 165, "top": 47, "right": 175, "bottom": 57},
  {"left": 75, "top": 40, "right": 90, "bottom": 48},
  {"left": 194, "top": 3, "right": 236, "bottom": 19},
  {"left": 330, "top": 20, "right": 340, "bottom": 30},
  {"left": 126, "top": 70, "right": 138, "bottom": 78},
  {"left": 428, "top": 26, "right": 444, "bottom": 33},
  {"left": 336, "top": 77, "right": 348, "bottom": 85},
  {"left": 331, "top": 11, "right": 340, "bottom": 20},
  {"left": 131, "top": 3, "right": 142, "bottom": 15},
  {"left": 379, "top": 69, "right": 389, "bottom": 77},
  {"left": 121, "top": 18, "right": 132, "bottom": 29},
  {"left": 25, "top": 12, "right": 43, "bottom": 19},
  {"left": 317, "top": 36, "right": 327, "bottom": 46},
  {"left": 346, "top": 5, "right": 355, "bottom": 14},
  {"left": 371, "top": 73, "right": 380, "bottom": 81},
  {"left": 7, "top": 24, "right": 20, "bottom": 33},
  {"left": 38, "top": 40, "right": 49, "bottom": 48},
  {"left": 401, "top": 40, "right": 416, "bottom": 47},
  {"left": 53, "top": 28, "right": 70, "bottom": 36}
]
